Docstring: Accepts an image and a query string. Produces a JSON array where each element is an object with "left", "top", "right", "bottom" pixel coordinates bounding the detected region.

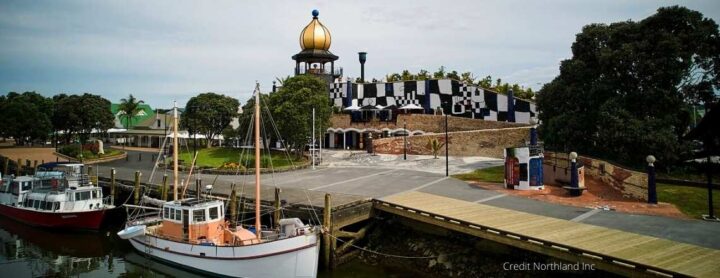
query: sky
[{"left": 1, "top": 0, "right": 718, "bottom": 108}]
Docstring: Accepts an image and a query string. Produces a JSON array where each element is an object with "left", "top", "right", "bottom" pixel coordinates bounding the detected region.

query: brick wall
[
  {"left": 329, "top": 114, "right": 528, "bottom": 134},
  {"left": 372, "top": 127, "right": 531, "bottom": 158},
  {"left": 543, "top": 151, "right": 648, "bottom": 201}
]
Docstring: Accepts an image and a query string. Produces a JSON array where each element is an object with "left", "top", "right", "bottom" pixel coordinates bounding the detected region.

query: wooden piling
[
  {"left": 134, "top": 171, "right": 141, "bottom": 204},
  {"left": 323, "top": 193, "right": 332, "bottom": 269},
  {"left": 274, "top": 187, "right": 281, "bottom": 228},
  {"left": 161, "top": 174, "right": 168, "bottom": 201},
  {"left": 16, "top": 158, "right": 21, "bottom": 176},
  {"left": 25, "top": 160, "right": 31, "bottom": 174},
  {"left": 110, "top": 168, "right": 116, "bottom": 206},
  {"left": 3, "top": 158, "right": 9, "bottom": 176},
  {"left": 33, "top": 160, "right": 37, "bottom": 173},
  {"left": 229, "top": 183, "right": 237, "bottom": 228}
]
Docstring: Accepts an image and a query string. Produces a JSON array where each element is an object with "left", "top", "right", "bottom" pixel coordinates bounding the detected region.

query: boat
[
  {"left": 0, "top": 162, "right": 115, "bottom": 230},
  {"left": 118, "top": 84, "right": 321, "bottom": 277}
]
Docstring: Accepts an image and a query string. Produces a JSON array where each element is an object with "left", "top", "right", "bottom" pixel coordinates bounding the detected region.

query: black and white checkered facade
[{"left": 329, "top": 79, "right": 537, "bottom": 124}]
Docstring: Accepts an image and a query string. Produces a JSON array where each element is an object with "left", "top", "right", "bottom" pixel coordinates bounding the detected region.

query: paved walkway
[{"left": 97, "top": 150, "right": 720, "bottom": 250}]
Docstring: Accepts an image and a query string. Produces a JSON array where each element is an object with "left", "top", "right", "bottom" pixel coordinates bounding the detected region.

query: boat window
[
  {"left": 76, "top": 191, "right": 91, "bottom": 201},
  {"left": 209, "top": 207, "right": 219, "bottom": 220},
  {"left": 193, "top": 209, "right": 206, "bottom": 222},
  {"left": 21, "top": 182, "right": 31, "bottom": 191},
  {"left": 174, "top": 209, "right": 181, "bottom": 221},
  {"left": 11, "top": 182, "right": 19, "bottom": 195},
  {"left": 92, "top": 190, "right": 98, "bottom": 199},
  {"left": 164, "top": 207, "right": 170, "bottom": 219},
  {"left": 53, "top": 202, "right": 59, "bottom": 211},
  {"left": 34, "top": 200, "right": 40, "bottom": 209},
  {"left": 44, "top": 201, "right": 52, "bottom": 210},
  {"left": 23, "top": 198, "right": 30, "bottom": 208}
]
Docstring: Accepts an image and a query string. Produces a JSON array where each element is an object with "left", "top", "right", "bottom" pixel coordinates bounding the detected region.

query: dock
[{"left": 374, "top": 191, "right": 720, "bottom": 277}]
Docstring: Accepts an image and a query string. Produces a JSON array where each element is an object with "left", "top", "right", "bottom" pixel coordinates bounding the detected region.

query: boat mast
[
  {"left": 173, "top": 101, "right": 179, "bottom": 201},
  {"left": 254, "top": 84, "right": 262, "bottom": 239}
]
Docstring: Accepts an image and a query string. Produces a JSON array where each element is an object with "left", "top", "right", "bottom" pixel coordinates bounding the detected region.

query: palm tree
[
  {"left": 427, "top": 138, "right": 446, "bottom": 159},
  {"left": 118, "top": 94, "right": 144, "bottom": 146}
]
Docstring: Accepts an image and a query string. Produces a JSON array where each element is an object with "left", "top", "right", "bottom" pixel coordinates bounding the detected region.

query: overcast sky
[{"left": 1, "top": 0, "right": 718, "bottom": 108}]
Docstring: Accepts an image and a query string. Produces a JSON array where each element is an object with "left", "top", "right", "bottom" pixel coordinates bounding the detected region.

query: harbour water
[{"left": 0, "top": 216, "right": 412, "bottom": 278}]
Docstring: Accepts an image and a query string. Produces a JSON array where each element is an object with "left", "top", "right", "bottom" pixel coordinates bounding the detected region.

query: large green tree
[
  {"left": 74, "top": 94, "right": 114, "bottom": 143},
  {"left": 0, "top": 92, "right": 53, "bottom": 145},
  {"left": 52, "top": 94, "right": 81, "bottom": 144},
  {"left": 266, "top": 75, "right": 330, "bottom": 156},
  {"left": 181, "top": 93, "right": 240, "bottom": 148},
  {"left": 537, "top": 6, "right": 720, "bottom": 168}
]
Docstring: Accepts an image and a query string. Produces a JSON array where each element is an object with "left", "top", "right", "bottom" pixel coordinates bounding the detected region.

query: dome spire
[{"left": 299, "top": 9, "right": 331, "bottom": 51}]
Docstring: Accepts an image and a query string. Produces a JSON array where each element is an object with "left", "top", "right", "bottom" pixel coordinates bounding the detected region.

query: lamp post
[
  {"left": 445, "top": 110, "right": 449, "bottom": 177},
  {"left": 647, "top": 155, "right": 657, "bottom": 204},
  {"left": 403, "top": 120, "right": 407, "bottom": 160}
]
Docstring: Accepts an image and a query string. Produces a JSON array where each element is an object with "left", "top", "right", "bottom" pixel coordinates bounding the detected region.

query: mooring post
[
  {"left": 110, "top": 168, "right": 116, "bottom": 206},
  {"left": 16, "top": 158, "right": 21, "bottom": 176},
  {"left": 25, "top": 160, "right": 31, "bottom": 174},
  {"left": 229, "top": 183, "right": 237, "bottom": 228},
  {"left": 33, "top": 160, "right": 37, "bottom": 172},
  {"left": 3, "top": 158, "right": 9, "bottom": 176},
  {"left": 134, "top": 171, "right": 141, "bottom": 204},
  {"left": 274, "top": 187, "right": 281, "bottom": 228},
  {"left": 161, "top": 174, "right": 168, "bottom": 201},
  {"left": 196, "top": 178, "right": 202, "bottom": 199},
  {"left": 323, "top": 193, "right": 332, "bottom": 269}
]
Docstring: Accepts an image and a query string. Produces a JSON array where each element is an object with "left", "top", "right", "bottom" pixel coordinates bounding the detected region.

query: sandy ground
[
  {"left": 0, "top": 147, "right": 68, "bottom": 164},
  {"left": 470, "top": 177, "right": 688, "bottom": 219}
]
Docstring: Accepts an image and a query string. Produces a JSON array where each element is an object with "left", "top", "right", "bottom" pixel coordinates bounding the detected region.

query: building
[{"left": 288, "top": 10, "right": 537, "bottom": 151}]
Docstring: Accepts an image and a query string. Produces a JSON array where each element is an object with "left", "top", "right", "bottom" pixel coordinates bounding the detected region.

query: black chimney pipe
[{"left": 358, "top": 52, "right": 367, "bottom": 83}]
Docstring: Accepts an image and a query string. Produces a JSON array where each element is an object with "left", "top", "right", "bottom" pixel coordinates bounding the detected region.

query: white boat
[{"left": 119, "top": 84, "right": 321, "bottom": 277}]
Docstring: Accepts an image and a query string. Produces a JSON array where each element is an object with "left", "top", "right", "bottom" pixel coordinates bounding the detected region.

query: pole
[
  {"left": 161, "top": 174, "right": 168, "bottom": 201},
  {"left": 312, "top": 107, "right": 316, "bottom": 170},
  {"left": 323, "top": 193, "right": 332, "bottom": 269},
  {"left": 134, "top": 171, "right": 141, "bottom": 205},
  {"left": 445, "top": 114, "right": 449, "bottom": 177},
  {"left": 110, "top": 168, "right": 116, "bottom": 206},
  {"left": 274, "top": 187, "right": 281, "bottom": 229},
  {"left": 254, "top": 84, "right": 262, "bottom": 239},
  {"left": 707, "top": 153, "right": 715, "bottom": 219},
  {"left": 229, "top": 184, "right": 237, "bottom": 228},
  {"left": 403, "top": 120, "right": 407, "bottom": 160},
  {"left": 173, "top": 101, "right": 179, "bottom": 201}
]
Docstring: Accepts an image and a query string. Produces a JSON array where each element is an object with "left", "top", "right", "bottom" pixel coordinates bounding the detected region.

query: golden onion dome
[{"left": 299, "top": 10, "right": 331, "bottom": 51}]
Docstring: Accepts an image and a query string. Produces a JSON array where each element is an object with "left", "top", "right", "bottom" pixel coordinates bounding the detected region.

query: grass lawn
[
  {"left": 657, "top": 183, "right": 720, "bottom": 219},
  {"left": 177, "top": 147, "right": 304, "bottom": 168},
  {"left": 453, "top": 165, "right": 505, "bottom": 183}
]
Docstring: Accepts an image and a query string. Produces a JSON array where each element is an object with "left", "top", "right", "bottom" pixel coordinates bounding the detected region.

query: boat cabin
[{"left": 154, "top": 198, "right": 259, "bottom": 246}]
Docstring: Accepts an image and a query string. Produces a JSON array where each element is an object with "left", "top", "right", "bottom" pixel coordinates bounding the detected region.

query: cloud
[{"left": 1, "top": 0, "right": 718, "bottom": 107}]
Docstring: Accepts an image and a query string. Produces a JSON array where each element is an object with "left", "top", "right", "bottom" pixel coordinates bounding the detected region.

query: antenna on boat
[
  {"left": 173, "top": 100, "right": 179, "bottom": 201},
  {"left": 254, "top": 82, "right": 262, "bottom": 240}
]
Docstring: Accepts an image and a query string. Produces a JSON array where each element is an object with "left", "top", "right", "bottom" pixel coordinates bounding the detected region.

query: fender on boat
[{"left": 117, "top": 225, "right": 147, "bottom": 239}]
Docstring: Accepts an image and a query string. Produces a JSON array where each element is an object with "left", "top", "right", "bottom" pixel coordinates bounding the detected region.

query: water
[{"left": 0, "top": 216, "right": 398, "bottom": 278}]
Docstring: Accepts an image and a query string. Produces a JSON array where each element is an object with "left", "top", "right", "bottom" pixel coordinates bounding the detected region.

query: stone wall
[
  {"left": 543, "top": 151, "right": 648, "bottom": 201},
  {"left": 329, "top": 113, "right": 528, "bottom": 134},
  {"left": 372, "top": 127, "right": 531, "bottom": 158}
]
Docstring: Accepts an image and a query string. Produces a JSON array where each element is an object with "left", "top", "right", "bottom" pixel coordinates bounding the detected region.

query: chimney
[{"left": 358, "top": 52, "right": 367, "bottom": 83}]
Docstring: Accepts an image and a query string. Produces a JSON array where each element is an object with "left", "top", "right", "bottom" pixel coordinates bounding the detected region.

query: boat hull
[
  {"left": 0, "top": 204, "right": 107, "bottom": 230},
  {"left": 129, "top": 231, "right": 320, "bottom": 278}
]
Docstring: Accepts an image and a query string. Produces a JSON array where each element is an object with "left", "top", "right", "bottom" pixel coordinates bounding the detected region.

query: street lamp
[{"left": 403, "top": 120, "right": 407, "bottom": 160}]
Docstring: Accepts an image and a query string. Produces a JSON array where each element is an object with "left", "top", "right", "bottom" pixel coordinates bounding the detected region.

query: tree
[
  {"left": 432, "top": 66, "right": 446, "bottom": 79},
  {"left": 74, "top": 94, "right": 114, "bottom": 144},
  {"left": 266, "top": 75, "right": 330, "bottom": 156},
  {"left": 182, "top": 93, "right": 240, "bottom": 148},
  {"left": 537, "top": 6, "right": 720, "bottom": 168},
  {"left": 52, "top": 94, "right": 82, "bottom": 144},
  {"left": 118, "top": 94, "right": 145, "bottom": 129},
  {"left": 0, "top": 92, "right": 53, "bottom": 145}
]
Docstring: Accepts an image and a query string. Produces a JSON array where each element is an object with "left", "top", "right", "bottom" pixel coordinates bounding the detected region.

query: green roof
[{"left": 111, "top": 103, "right": 156, "bottom": 129}]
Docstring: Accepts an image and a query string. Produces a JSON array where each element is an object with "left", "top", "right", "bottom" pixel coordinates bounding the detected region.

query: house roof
[{"left": 110, "top": 103, "right": 156, "bottom": 129}]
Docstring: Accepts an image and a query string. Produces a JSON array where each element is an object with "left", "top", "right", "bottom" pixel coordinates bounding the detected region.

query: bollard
[
  {"left": 647, "top": 155, "right": 657, "bottom": 204},
  {"left": 161, "top": 174, "right": 169, "bottom": 201},
  {"left": 323, "top": 193, "right": 332, "bottom": 269},
  {"left": 110, "top": 168, "right": 116, "bottom": 206},
  {"left": 229, "top": 184, "right": 237, "bottom": 228},
  {"left": 134, "top": 171, "right": 141, "bottom": 205},
  {"left": 274, "top": 187, "right": 281, "bottom": 228}
]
